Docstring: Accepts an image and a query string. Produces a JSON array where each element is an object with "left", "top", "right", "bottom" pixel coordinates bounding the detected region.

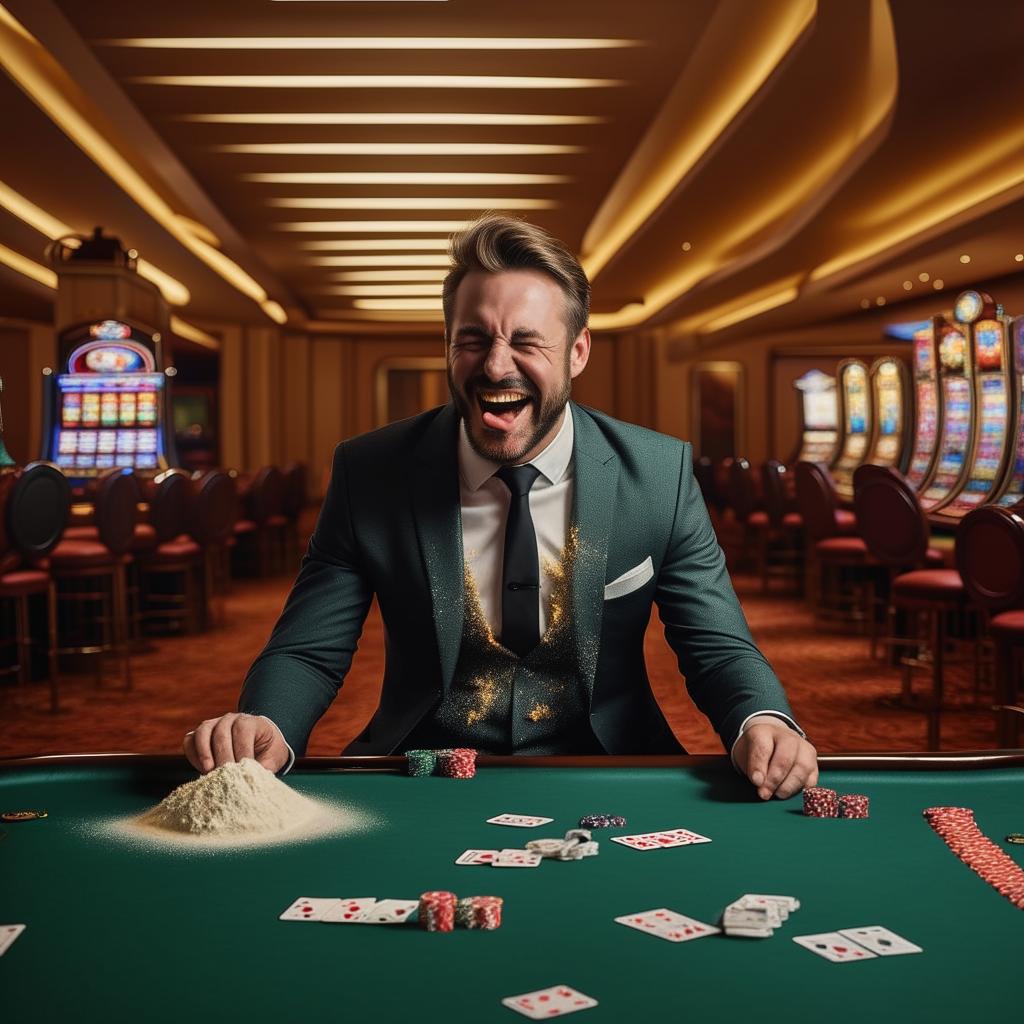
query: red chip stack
[
  {"left": 923, "top": 806, "right": 1024, "bottom": 909},
  {"left": 803, "top": 786, "right": 839, "bottom": 818},
  {"left": 418, "top": 891, "right": 457, "bottom": 932},
  {"left": 838, "top": 794, "right": 870, "bottom": 819},
  {"left": 460, "top": 895, "right": 503, "bottom": 930},
  {"left": 437, "top": 748, "right": 477, "bottom": 779}
]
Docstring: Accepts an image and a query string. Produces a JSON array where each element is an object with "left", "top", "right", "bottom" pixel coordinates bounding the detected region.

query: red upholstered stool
[
  {"left": 751, "top": 460, "right": 804, "bottom": 592},
  {"left": 956, "top": 504, "right": 1024, "bottom": 747},
  {"left": 726, "top": 457, "right": 761, "bottom": 571},
  {"left": 231, "top": 465, "right": 287, "bottom": 576},
  {"left": 282, "top": 461, "right": 309, "bottom": 568},
  {"left": 188, "top": 470, "right": 237, "bottom": 628},
  {"left": 49, "top": 469, "right": 136, "bottom": 694}
]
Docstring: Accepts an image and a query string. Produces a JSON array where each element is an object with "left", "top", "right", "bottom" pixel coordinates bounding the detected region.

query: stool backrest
[
  {"left": 693, "top": 456, "right": 715, "bottom": 509},
  {"left": 713, "top": 457, "right": 734, "bottom": 513},
  {"left": 149, "top": 469, "right": 193, "bottom": 544},
  {"left": 282, "top": 461, "right": 308, "bottom": 520},
  {"left": 246, "top": 466, "right": 285, "bottom": 524},
  {"left": 189, "top": 470, "right": 237, "bottom": 545},
  {"left": 94, "top": 468, "right": 138, "bottom": 555},
  {"left": 6, "top": 461, "right": 71, "bottom": 558},
  {"left": 794, "top": 461, "right": 841, "bottom": 541},
  {"left": 956, "top": 505, "right": 1024, "bottom": 613},
  {"left": 853, "top": 464, "right": 929, "bottom": 567},
  {"left": 761, "top": 460, "right": 789, "bottom": 528},
  {"left": 728, "top": 457, "right": 758, "bottom": 523}
]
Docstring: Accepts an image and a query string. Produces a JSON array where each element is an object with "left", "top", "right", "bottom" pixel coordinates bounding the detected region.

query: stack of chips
[
  {"left": 437, "top": 748, "right": 477, "bottom": 779},
  {"left": 838, "top": 794, "right": 870, "bottom": 818},
  {"left": 526, "top": 828, "right": 599, "bottom": 861},
  {"left": 802, "top": 787, "right": 839, "bottom": 817},
  {"left": 406, "top": 750, "right": 436, "bottom": 777},
  {"left": 578, "top": 814, "right": 627, "bottom": 829},
  {"left": 418, "top": 891, "right": 456, "bottom": 932},
  {"left": 721, "top": 894, "right": 800, "bottom": 938},
  {"left": 454, "top": 895, "right": 503, "bottom": 930}
]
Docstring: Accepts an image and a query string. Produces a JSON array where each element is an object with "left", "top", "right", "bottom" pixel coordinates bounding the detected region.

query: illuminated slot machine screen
[
  {"left": 831, "top": 361, "right": 870, "bottom": 500},
  {"left": 793, "top": 369, "right": 838, "bottom": 464},
  {"left": 920, "top": 326, "right": 972, "bottom": 509},
  {"left": 867, "top": 359, "right": 905, "bottom": 467},
  {"left": 994, "top": 315, "right": 1024, "bottom": 507},
  {"left": 906, "top": 328, "right": 939, "bottom": 488}
]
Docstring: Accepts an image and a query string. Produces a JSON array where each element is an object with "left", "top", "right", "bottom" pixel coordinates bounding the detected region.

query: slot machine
[
  {"left": 39, "top": 228, "right": 178, "bottom": 486},
  {"left": 864, "top": 356, "right": 912, "bottom": 473},
  {"left": 987, "top": 315, "right": 1024, "bottom": 508},
  {"left": 830, "top": 358, "right": 871, "bottom": 501},
  {"left": 924, "top": 291, "right": 1013, "bottom": 525},
  {"left": 905, "top": 324, "right": 942, "bottom": 490},
  {"left": 918, "top": 312, "right": 974, "bottom": 513},
  {"left": 789, "top": 369, "right": 839, "bottom": 465}
]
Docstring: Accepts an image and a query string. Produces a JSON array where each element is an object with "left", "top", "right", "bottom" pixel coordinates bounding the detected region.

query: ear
[{"left": 569, "top": 327, "right": 591, "bottom": 379}]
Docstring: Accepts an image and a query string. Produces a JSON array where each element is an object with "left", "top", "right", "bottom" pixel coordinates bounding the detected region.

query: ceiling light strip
[
  {"left": 220, "top": 143, "right": 581, "bottom": 155},
  {"left": 279, "top": 220, "right": 469, "bottom": 232},
  {"left": 102, "top": 36, "right": 639, "bottom": 51},
  {"left": 317, "top": 284, "right": 440, "bottom": 296},
  {"left": 304, "top": 254, "right": 451, "bottom": 266},
  {"left": 192, "top": 113, "right": 600, "bottom": 126},
  {"left": 0, "top": 7, "right": 284, "bottom": 322},
  {"left": 169, "top": 315, "right": 220, "bottom": 350},
  {"left": 133, "top": 74, "right": 621, "bottom": 89},
  {"left": 267, "top": 197, "right": 556, "bottom": 210},
  {"left": 298, "top": 239, "right": 451, "bottom": 251},
  {"left": 246, "top": 172, "right": 569, "bottom": 185},
  {"left": 0, "top": 241, "right": 57, "bottom": 288},
  {"left": 329, "top": 269, "right": 447, "bottom": 281},
  {"left": 353, "top": 298, "right": 443, "bottom": 310}
]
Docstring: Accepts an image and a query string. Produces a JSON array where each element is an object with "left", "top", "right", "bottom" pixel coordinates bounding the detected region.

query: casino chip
[
  {"left": 436, "top": 748, "right": 477, "bottom": 779},
  {"left": 838, "top": 794, "right": 869, "bottom": 819},
  {"left": 419, "top": 891, "right": 457, "bottom": 932},
  {"left": 802, "top": 788, "right": 838, "bottom": 818},
  {"left": 579, "top": 814, "right": 626, "bottom": 829},
  {"left": 1006, "top": 834, "right": 1024, "bottom": 845},
  {"left": 0, "top": 810, "right": 48, "bottom": 822},
  {"left": 406, "top": 750, "right": 436, "bottom": 777}
]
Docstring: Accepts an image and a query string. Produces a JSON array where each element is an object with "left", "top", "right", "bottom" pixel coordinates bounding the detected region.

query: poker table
[{"left": 1, "top": 752, "right": 1021, "bottom": 1023}]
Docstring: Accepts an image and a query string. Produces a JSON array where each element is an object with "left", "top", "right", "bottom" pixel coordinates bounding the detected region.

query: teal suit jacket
[{"left": 240, "top": 402, "right": 794, "bottom": 755}]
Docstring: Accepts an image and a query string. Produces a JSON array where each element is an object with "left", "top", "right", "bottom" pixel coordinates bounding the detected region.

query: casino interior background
[{"left": 1, "top": 0, "right": 1024, "bottom": 759}]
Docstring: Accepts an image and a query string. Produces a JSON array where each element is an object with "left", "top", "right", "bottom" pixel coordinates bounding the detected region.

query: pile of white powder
[{"left": 112, "top": 758, "right": 362, "bottom": 850}]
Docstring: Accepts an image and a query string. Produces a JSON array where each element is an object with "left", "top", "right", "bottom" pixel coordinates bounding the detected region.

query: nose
[{"left": 482, "top": 338, "right": 516, "bottom": 381}]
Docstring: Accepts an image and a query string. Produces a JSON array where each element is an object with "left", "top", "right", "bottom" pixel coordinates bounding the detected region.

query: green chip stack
[{"left": 406, "top": 750, "right": 436, "bottom": 777}]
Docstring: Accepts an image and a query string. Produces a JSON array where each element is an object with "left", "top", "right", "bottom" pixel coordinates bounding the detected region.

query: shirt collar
[{"left": 458, "top": 403, "right": 575, "bottom": 492}]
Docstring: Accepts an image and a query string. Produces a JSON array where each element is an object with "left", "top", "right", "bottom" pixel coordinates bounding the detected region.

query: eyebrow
[{"left": 453, "top": 324, "right": 547, "bottom": 342}]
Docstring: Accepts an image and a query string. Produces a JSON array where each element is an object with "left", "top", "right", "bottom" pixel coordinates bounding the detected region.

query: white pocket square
[{"left": 603, "top": 555, "right": 654, "bottom": 600}]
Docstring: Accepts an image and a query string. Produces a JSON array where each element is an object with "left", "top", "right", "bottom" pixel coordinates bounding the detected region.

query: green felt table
[{"left": 1, "top": 753, "right": 1021, "bottom": 1024}]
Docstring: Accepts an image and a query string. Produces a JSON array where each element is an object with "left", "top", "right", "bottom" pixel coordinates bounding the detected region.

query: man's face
[{"left": 446, "top": 269, "right": 590, "bottom": 465}]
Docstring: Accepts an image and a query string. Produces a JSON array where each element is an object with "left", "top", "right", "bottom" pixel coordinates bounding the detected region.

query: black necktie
[{"left": 496, "top": 464, "right": 542, "bottom": 657}]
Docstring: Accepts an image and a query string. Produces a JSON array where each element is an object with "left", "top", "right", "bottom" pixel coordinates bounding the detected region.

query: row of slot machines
[{"left": 790, "top": 289, "right": 1024, "bottom": 527}]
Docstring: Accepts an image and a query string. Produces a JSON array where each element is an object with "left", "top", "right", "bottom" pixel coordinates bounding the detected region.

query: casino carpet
[{"left": 0, "top": 569, "right": 996, "bottom": 758}]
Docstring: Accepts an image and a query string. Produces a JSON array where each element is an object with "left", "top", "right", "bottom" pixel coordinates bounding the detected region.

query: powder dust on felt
[{"left": 101, "top": 758, "right": 375, "bottom": 851}]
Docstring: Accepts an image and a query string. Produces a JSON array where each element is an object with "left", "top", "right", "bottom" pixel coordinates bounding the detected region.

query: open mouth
[{"left": 474, "top": 388, "right": 533, "bottom": 432}]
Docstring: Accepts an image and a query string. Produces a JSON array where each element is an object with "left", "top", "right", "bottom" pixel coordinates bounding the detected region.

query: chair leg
[
  {"left": 47, "top": 582, "right": 60, "bottom": 713},
  {"left": 14, "top": 594, "right": 30, "bottom": 686},
  {"left": 114, "top": 565, "right": 133, "bottom": 690},
  {"left": 927, "top": 609, "right": 944, "bottom": 750}
]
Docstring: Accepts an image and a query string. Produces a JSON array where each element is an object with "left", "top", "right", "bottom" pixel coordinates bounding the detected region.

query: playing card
[
  {"left": 838, "top": 926, "right": 922, "bottom": 956},
  {"left": 615, "top": 908, "right": 720, "bottom": 943},
  {"left": 493, "top": 849, "right": 543, "bottom": 868},
  {"left": 362, "top": 899, "right": 419, "bottom": 924},
  {"left": 610, "top": 828, "right": 711, "bottom": 850},
  {"left": 487, "top": 813, "right": 554, "bottom": 828},
  {"left": 456, "top": 849, "right": 501, "bottom": 866},
  {"left": 321, "top": 898, "right": 378, "bottom": 924},
  {"left": 722, "top": 906, "right": 781, "bottom": 929},
  {"left": 279, "top": 897, "right": 343, "bottom": 922},
  {"left": 793, "top": 932, "right": 878, "bottom": 963},
  {"left": 501, "top": 984, "right": 598, "bottom": 1019},
  {"left": 0, "top": 924, "right": 25, "bottom": 957},
  {"left": 739, "top": 894, "right": 799, "bottom": 915}
]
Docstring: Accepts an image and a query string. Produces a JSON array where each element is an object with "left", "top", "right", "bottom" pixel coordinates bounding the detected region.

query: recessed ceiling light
[
  {"left": 220, "top": 142, "right": 581, "bottom": 155},
  {"left": 318, "top": 284, "right": 440, "bottom": 296},
  {"left": 918, "top": 272, "right": 930, "bottom": 282},
  {"left": 104, "top": 36, "right": 639, "bottom": 51},
  {"left": 353, "top": 298, "right": 444, "bottom": 310},
  {"left": 681, "top": 241, "right": 692, "bottom": 252},
  {"left": 859, "top": 299, "right": 870, "bottom": 309},
  {"left": 266, "top": 197, "right": 556, "bottom": 210},
  {"left": 277, "top": 220, "right": 470, "bottom": 232},
  {"left": 192, "top": 113, "right": 600, "bottom": 126},
  {"left": 876, "top": 296, "right": 886, "bottom": 305},
  {"left": 933, "top": 279, "right": 944, "bottom": 289},
  {"left": 902, "top": 281, "right": 913, "bottom": 290},
  {"left": 959, "top": 254, "right": 971, "bottom": 263},
  {"left": 246, "top": 172, "right": 569, "bottom": 185},
  {"left": 298, "top": 239, "right": 450, "bottom": 251},
  {"left": 133, "top": 74, "right": 621, "bottom": 89},
  {"left": 329, "top": 270, "right": 447, "bottom": 281},
  {"left": 305, "top": 255, "right": 451, "bottom": 266},
  {"left": 1015, "top": 253, "right": 1024, "bottom": 262}
]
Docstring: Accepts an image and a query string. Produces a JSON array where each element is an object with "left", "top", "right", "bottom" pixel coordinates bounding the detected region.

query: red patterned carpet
[{"left": 0, "top": 568, "right": 996, "bottom": 760}]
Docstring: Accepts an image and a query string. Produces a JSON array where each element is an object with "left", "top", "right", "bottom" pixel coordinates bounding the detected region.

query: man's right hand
[{"left": 183, "top": 713, "right": 290, "bottom": 774}]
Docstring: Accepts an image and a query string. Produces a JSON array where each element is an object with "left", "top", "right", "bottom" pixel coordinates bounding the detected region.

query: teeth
[{"left": 479, "top": 391, "right": 527, "bottom": 404}]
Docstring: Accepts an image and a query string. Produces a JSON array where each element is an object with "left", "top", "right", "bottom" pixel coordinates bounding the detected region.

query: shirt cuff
[
  {"left": 258, "top": 715, "right": 296, "bottom": 776},
  {"left": 729, "top": 711, "right": 805, "bottom": 772}
]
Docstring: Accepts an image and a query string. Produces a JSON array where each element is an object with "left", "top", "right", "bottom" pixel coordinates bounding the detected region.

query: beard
[{"left": 448, "top": 367, "right": 571, "bottom": 466}]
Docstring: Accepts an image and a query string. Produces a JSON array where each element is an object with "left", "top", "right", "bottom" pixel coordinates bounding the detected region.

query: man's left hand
[{"left": 733, "top": 719, "right": 818, "bottom": 800}]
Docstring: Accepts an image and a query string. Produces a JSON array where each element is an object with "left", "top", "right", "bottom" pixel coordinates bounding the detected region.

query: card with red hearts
[
  {"left": 322, "top": 898, "right": 379, "bottom": 924},
  {"left": 493, "top": 849, "right": 542, "bottom": 868},
  {"left": 610, "top": 827, "right": 712, "bottom": 850},
  {"left": 501, "top": 984, "right": 598, "bottom": 1019},
  {"left": 456, "top": 849, "right": 501, "bottom": 866},
  {"left": 487, "top": 813, "right": 554, "bottom": 828},
  {"left": 792, "top": 932, "right": 878, "bottom": 963},
  {"left": 615, "top": 908, "right": 720, "bottom": 943},
  {"left": 279, "top": 897, "right": 343, "bottom": 922}
]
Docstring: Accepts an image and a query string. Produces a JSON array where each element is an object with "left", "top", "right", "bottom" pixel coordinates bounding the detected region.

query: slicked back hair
[{"left": 442, "top": 215, "right": 591, "bottom": 345}]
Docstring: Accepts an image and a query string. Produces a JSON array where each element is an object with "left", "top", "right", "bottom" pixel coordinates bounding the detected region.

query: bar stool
[
  {"left": 748, "top": 460, "right": 803, "bottom": 592},
  {"left": 727, "top": 457, "right": 761, "bottom": 570},
  {"left": 794, "top": 461, "right": 870, "bottom": 619},
  {"left": 0, "top": 463, "right": 70, "bottom": 709},
  {"left": 233, "top": 466, "right": 287, "bottom": 576},
  {"left": 956, "top": 504, "right": 1024, "bottom": 747},
  {"left": 282, "top": 461, "right": 309, "bottom": 567},
  {"left": 49, "top": 468, "right": 136, "bottom": 693},
  {"left": 188, "top": 470, "right": 237, "bottom": 628}
]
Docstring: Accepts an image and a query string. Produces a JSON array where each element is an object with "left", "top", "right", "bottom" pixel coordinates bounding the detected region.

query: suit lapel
[
  {"left": 569, "top": 403, "right": 619, "bottom": 698},
  {"left": 411, "top": 403, "right": 464, "bottom": 692}
]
